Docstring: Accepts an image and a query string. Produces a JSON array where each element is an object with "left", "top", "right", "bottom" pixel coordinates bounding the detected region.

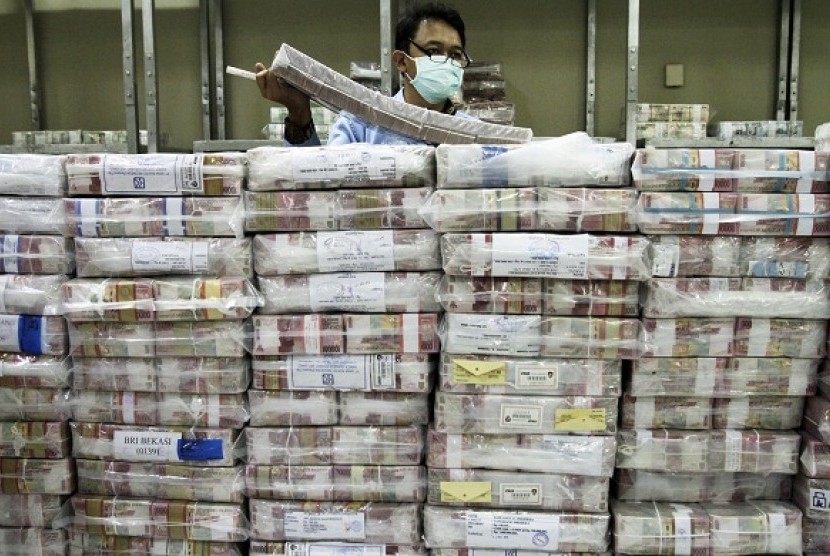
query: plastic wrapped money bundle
[
  {"left": 0, "top": 493, "right": 67, "bottom": 527},
  {"left": 248, "top": 391, "right": 429, "bottom": 427},
  {"left": 637, "top": 103, "right": 710, "bottom": 124},
  {"left": 0, "top": 387, "right": 70, "bottom": 421},
  {"left": 792, "top": 474, "right": 830, "bottom": 520},
  {"left": 799, "top": 431, "right": 830, "bottom": 478},
  {"left": 65, "top": 495, "right": 249, "bottom": 541},
  {"left": 732, "top": 149, "right": 828, "bottom": 192},
  {"left": 426, "top": 430, "right": 616, "bottom": 477},
  {"left": 252, "top": 542, "right": 426, "bottom": 556},
  {"left": 62, "top": 277, "right": 261, "bottom": 321},
  {"left": 803, "top": 395, "right": 830, "bottom": 444},
  {"left": 244, "top": 425, "right": 424, "bottom": 466},
  {"left": 253, "top": 230, "right": 440, "bottom": 275},
  {"left": 68, "top": 533, "right": 243, "bottom": 556},
  {"left": 69, "top": 422, "right": 239, "bottom": 466},
  {"left": 632, "top": 147, "right": 736, "bottom": 192},
  {"left": 615, "top": 470, "right": 793, "bottom": 503},
  {"left": 418, "top": 188, "right": 638, "bottom": 232},
  {"left": 434, "top": 134, "right": 633, "bottom": 188},
  {"left": 65, "top": 153, "right": 246, "bottom": 196},
  {"left": 0, "top": 235, "right": 75, "bottom": 275},
  {"left": 71, "top": 391, "right": 250, "bottom": 428},
  {"left": 817, "top": 121, "right": 830, "bottom": 150},
  {"left": 243, "top": 464, "right": 426, "bottom": 502},
  {"left": 244, "top": 188, "right": 431, "bottom": 232},
  {"left": 0, "top": 315, "right": 67, "bottom": 356},
  {"left": 74, "top": 237, "right": 253, "bottom": 278},
  {"left": 631, "top": 357, "right": 818, "bottom": 397},
  {"left": 440, "top": 233, "right": 650, "bottom": 280},
  {"left": 427, "top": 467, "right": 609, "bottom": 512},
  {"left": 637, "top": 122, "right": 707, "bottom": 141},
  {"left": 246, "top": 145, "right": 436, "bottom": 190},
  {"left": 0, "top": 197, "right": 65, "bottom": 235},
  {"left": 0, "top": 274, "right": 66, "bottom": 315},
  {"left": 0, "top": 354, "right": 70, "bottom": 389},
  {"left": 715, "top": 120, "right": 804, "bottom": 139},
  {"left": 612, "top": 500, "right": 710, "bottom": 556},
  {"left": 642, "top": 277, "right": 830, "bottom": 319},
  {"left": 705, "top": 501, "right": 802, "bottom": 556},
  {"left": 270, "top": 43, "right": 532, "bottom": 144},
  {"left": 75, "top": 460, "right": 243, "bottom": 502},
  {"left": 257, "top": 272, "right": 441, "bottom": 314},
  {"left": 64, "top": 196, "right": 245, "bottom": 237},
  {"left": 0, "top": 457, "right": 75, "bottom": 494},
  {"left": 249, "top": 500, "right": 422, "bottom": 543},
  {"left": 437, "top": 353, "right": 621, "bottom": 396},
  {"left": 0, "top": 154, "right": 66, "bottom": 197},
  {"left": 0, "top": 527, "right": 67, "bottom": 556},
  {"left": 422, "top": 505, "right": 610, "bottom": 552},
  {"left": 0, "top": 421, "right": 70, "bottom": 459},
  {"left": 617, "top": 429, "right": 800, "bottom": 474},
  {"left": 68, "top": 320, "right": 246, "bottom": 358}
]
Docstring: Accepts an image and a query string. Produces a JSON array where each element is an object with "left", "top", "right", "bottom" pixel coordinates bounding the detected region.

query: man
[{"left": 254, "top": 2, "right": 472, "bottom": 146}]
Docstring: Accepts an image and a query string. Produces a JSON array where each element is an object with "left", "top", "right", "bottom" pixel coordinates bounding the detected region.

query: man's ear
[{"left": 392, "top": 50, "right": 408, "bottom": 73}]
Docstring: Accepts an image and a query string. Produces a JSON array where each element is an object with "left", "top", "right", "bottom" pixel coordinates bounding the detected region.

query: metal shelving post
[
  {"left": 585, "top": 0, "right": 597, "bottom": 136},
  {"left": 625, "top": 0, "right": 639, "bottom": 145},
  {"left": 23, "top": 0, "right": 41, "bottom": 132},
  {"left": 122, "top": 0, "right": 140, "bottom": 153},
  {"left": 142, "top": 0, "right": 159, "bottom": 153}
]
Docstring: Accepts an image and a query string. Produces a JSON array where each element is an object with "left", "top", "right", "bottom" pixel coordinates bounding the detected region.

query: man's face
[{"left": 395, "top": 18, "right": 464, "bottom": 80}]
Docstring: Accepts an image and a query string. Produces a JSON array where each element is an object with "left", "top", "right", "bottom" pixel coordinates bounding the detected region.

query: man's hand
[{"left": 254, "top": 62, "right": 312, "bottom": 126}]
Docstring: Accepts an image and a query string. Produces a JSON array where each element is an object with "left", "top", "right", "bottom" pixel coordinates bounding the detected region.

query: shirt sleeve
[
  {"left": 325, "top": 113, "right": 364, "bottom": 145},
  {"left": 282, "top": 128, "right": 322, "bottom": 147}
]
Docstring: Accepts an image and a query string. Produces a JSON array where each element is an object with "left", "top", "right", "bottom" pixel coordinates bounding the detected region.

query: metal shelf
[{"left": 0, "top": 144, "right": 129, "bottom": 154}]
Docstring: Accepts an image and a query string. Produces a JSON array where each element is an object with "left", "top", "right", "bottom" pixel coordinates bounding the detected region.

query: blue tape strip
[
  {"left": 19, "top": 315, "right": 43, "bottom": 355},
  {"left": 177, "top": 438, "right": 224, "bottom": 461}
]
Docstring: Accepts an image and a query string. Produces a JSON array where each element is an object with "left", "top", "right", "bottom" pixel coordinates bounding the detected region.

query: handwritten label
[
  {"left": 131, "top": 241, "right": 209, "bottom": 274},
  {"left": 316, "top": 231, "right": 395, "bottom": 273},
  {"left": 491, "top": 234, "right": 589, "bottom": 279}
]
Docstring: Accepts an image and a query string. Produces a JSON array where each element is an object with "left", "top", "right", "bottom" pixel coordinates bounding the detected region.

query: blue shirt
[{"left": 290, "top": 89, "right": 473, "bottom": 146}]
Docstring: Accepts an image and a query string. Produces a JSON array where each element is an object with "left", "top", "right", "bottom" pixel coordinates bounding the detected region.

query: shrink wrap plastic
[
  {"left": 251, "top": 353, "right": 433, "bottom": 393},
  {"left": 62, "top": 277, "right": 261, "bottom": 321},
  {"left": 246, "top": 145, "right": 435, "bottom": 190},
  {"left": 244, "top": 188, "right": 430, "bottom": 232},
  {"left": 715, "top": 120, "right": 804, "bottom": 139},
  {"left": 0, "top": 387, "right": 70, "bottom": 421},
  {"left": 243, "top": 464, "right": 426, "bottom": 502},
  {"left": 68, "top": 532, "right": 243, "bottom": 555},
  {"left": 418, "top": 188, "right": 638, "bottom": 233},
  {"left": 72, "top": 356, "right": 250, "bottom": 394},
  {"left": 0, "top": 274, "right": 66, "bottom": 315},
  {"left": 70, "top": 422, "right": 239, "bottom": 466},
  {"left": 799, "top": 431, "right": 830, "bottom": 478},
  {"left": 65, "top": 153, "right": 246, "bottom": 196},
  {"left": 64, "top": 196, "right": 245, "bottom": 238},
  {"left": 0, "top": 354, "right": 70, "bottom": 388},
  {"left": 0, "top": 235, "right": 75, "bottom": 275},
  {"left": 433, "top": 392, "right": 618, "bottom": 435},
  {"left": 426, "top": 467, "right": 609, "bottom": 512},
  {"left": 243, "top": 426, "right": 424, "bottom": 466},
  {"left": 631, "top": 357, "right": 818, "bottom": 397},
  {"left": 440, "top": 314, "right": 640, "bottom": 359},
  {"left": 0, "top": 527, "right": 67, "bottom": 556},
  {"left": 74, "top": 237, "right": 253, "bottom": 278},
  {"left": 269, "top": 43, "right": 531, "bottom": 144},
  {"left": 804, "top": 515, "right": 830, "bottom": 553},
  {"left": 0, "top": 493, "right": 67, "bottom": 527},
  {"left": 0, "top": 457, "right": 75, "bottom": 494},
  {"left": 253, "top": 230, "right": 440, "bottom": 275},
  {"left": 0, "top": 314, "right": 67, "bottom": 355},
  {"left": 792, "top": 473, "right": 830, "bottom": 520},
  {"left": 0, "top": 421, "right": 70, "bottom": 459},
  {"left": 421, "top": 505, "right": 609, "bottom": 552},
  {"left": 426, "top": 430, "right": 616, "bottom": 477},
  {"left": 435, "top": 134, "right": 632, "bottom": 188},
  {"left": 75, "top": 460, "right": 243, "bottom": 503},
  {"left": 0, "top": 154, "right": 66, "bottom": 196},
  {"left": 258, "top": 272, "right": 440, "bottom": 314},
  {"left": 63, "top": 495, "right": 249, "bottom": 542},
  {"left": 704, "top": 501, "right": 802, "bottom": 556},
  {"left": 611, "top": 500, "right": 710, "bottom": 556},
  {"left": 439, "top": 277, "right": 639, "bottom": 317},
  {"left": 636, "top": 104, "right": 710, "bottom": 123},
  {"left": 440, "top": 233, "right": 650, "bottom": 280},
  {"left": 803, "top": 395, "right": 830, "bottom": 444},
  {"left": 249, "top": 500, "right": 421, "bottom": 543},
  {"left": 251, "top": 542, "right": 425, "bottom": 556},
  {"left": 437, "top": 353, "right": 621, "bottom": 396},
  {"left": 636, "top": 122, "right": 706, "bottom": 141},
  {"left": 0, "top": 197, "right": 64, "bottom": 234},
  {"left": 616, "top": 429, "right": 800, "bottom": 473},
  {"left": 614, "top": 470, "right": 793, "bottom": 503},
  {"left": 816, "top": 122, "right": 830, "bottom": 150}
]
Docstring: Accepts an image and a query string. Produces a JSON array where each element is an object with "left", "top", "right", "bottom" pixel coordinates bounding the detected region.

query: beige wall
[{"left": 0, "top": 0, "right": 828, "bottom": 149}]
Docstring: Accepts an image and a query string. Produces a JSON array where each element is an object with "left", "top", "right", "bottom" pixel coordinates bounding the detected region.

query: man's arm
[{"left": 255, "top": 62, "right": 317, "bottom": 145}]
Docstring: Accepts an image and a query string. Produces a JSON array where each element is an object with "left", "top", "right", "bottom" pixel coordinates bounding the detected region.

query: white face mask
[{"left": 404, "top": 53, "right": 464, "bottom": 105}]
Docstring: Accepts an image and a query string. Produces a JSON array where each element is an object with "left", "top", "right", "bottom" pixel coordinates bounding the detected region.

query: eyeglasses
[{"left": 408, "top": 39, "right": 471, "bottom": 68}]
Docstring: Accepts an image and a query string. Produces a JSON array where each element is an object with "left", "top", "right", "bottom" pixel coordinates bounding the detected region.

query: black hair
[{"left": 395, "top": 2, "right": 466, "bottom": 52}]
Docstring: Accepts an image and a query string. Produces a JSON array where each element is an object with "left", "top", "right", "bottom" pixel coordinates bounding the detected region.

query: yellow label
[
  {"left": 439, "top": 481, "right": 492, "bottom": 503},
  {"left": 203, "top": 279, "right": 223, "bottom": 320},
  {"left": 452, "top": 360, "right": 507, "bottom": 385},
  {"left": 554, "top": 408, "right": 607, "bottom": 432}
]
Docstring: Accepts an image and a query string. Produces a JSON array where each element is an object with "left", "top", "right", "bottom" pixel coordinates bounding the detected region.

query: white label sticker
[
  {"left": 286, "top": 542, "right": 386, "bottom": 556},
  {"left": 287, "top": 355, "right": 369, "bottom": 390},
  {"left": 78, "top": 199, "right": 100, "bottom": 237},
  {"left": 809, "top": 488, "right": 830, "bottom": 512},
  {"left": 164, "top": 198, "right": 186, "bottom": 236},
  {"left": 0, "top": 275, "right": 7, "bottom": 314},
  {"left": 673, "top": 512, "right": 693, "bottom": 556},
  {"left": 370, "top": 354, "right": 396, "bottom": 389},
  {"left": 131, "top": 241, "right": 209, "bottom": 274},
  {"left": 284, "top": 512, "right": 366, "bottom": 541},
  {"left": 317, "top": 231, "right": 395, "bottom": 273},
  {"left": 723, "top": 430, "right": 743, "bottom": 472},
  {"left": 500, "top": 404, "right": 543, "bottom": 430},
  {"left": 767, "top": 512, "right": 788, "bottom": 554},
  {"left": 466, "top": 512, "right": 560, "bottom": 550},
  {"left": 491, "top": 234, "right": 589, "bottom": 279},
  {"left": 2, "top": 235, "right": 19, "bottom": 274},
  {"left": 309, "top": 273, "right": 386, "bottom": 312},
  {"left": 652, "top": 241, "right": 680, "bottom": 278},
  {"left": 446, "top": 314, "right": 542, "bottom": 357},
  {"left": 500, "top": 483, "right": 543, "bottom": 506},
  {"left": 101, "top": 154, "right": 204, "bottom": 194},
  {"left": 292, "top": 148, "right": 397, "bottom": 183},
  {"left": 515, "top": 366, "right": 559, "bottom": 389},
  {"left": 112, "top": 430, "right": 182, "bottom": 462},
  {"left": 0, "top": 314, "right": 20, "bottom": 351}
]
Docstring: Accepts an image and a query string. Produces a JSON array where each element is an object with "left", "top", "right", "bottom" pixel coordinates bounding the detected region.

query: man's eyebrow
[{"left": 421, "top": 39, "right": 463, "bottom": 50}]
